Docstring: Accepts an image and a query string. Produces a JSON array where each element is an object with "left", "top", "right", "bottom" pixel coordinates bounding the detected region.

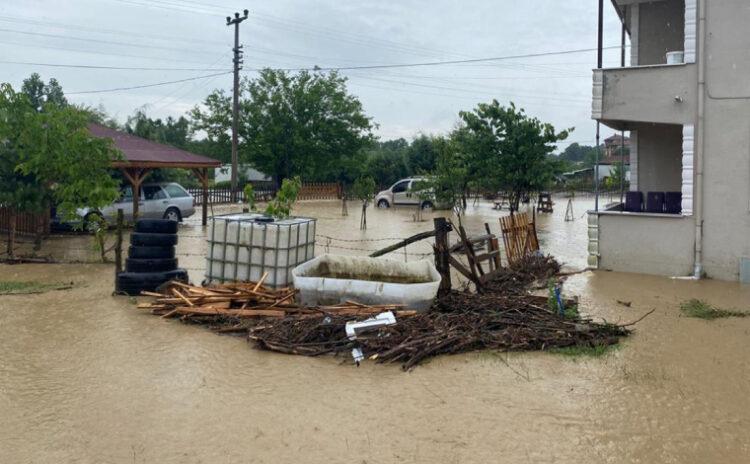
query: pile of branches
[
  {"left": 484, "top": 254, "right": 561, "bottom": 294},
  {"left": 249, "top": 292, "right": 630, "bottom": 370},
  {"left": 138, "top": 257, "right": 635, "bottom": 370}
]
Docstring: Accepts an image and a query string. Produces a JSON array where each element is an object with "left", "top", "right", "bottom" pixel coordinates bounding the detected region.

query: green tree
[
  {"left": 124, "top": 109, "right": 202, "bottom": 188},
  {"left": 361, "top": 139, "right": 410, "bottom": 187},
  {"left": 458, "top": 101, "right": 570, "bottom": 211},
  {"left": 406, "top": 134, "right": 438, "bottom": 174},
  {"left": 191, "top": 69, "right": 374, "bottom": 185},
  {"left": 188, "top": 89, "right": 232, "bottom": 163},
  {"left": 559, "top": 142, "right": 597, "bottom": 164},
  {"left": 603, "top": 162, "right": 628, "bottom": 192},
  {"left": 265, "top": 176, "right": 302, "bottom": 219},
  {"left": 352, "top": 176, "right": 376, "bottom": 230},
  {"left": 21, "top": 73, "right": 67, "bottom": 111},
  {"left": 126, "top": 109, "right": 190, "bottom": 149},
  {"left": 0, "top": 83, "right": 121, "bottom": 257},
  {"left": 422, "top": 135, "right": 472, "bottom": 221}
]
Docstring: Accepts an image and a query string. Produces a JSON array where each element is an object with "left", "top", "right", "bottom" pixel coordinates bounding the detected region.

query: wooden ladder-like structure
[{"left": 499, "top": 212, "right": 539, "bottom": 265}]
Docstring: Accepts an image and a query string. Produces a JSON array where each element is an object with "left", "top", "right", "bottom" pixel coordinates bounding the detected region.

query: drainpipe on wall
[{"left": 693, "top": 0, "right": 706, "bottom": 278}]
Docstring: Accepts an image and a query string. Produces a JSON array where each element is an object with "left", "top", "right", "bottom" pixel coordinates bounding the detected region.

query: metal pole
[
  {"left": 595, "top": 0, "right": 604, "bottom": 212},
  {"left": 619, "top": 11, "right": 626, "bottom": 209},
  {"left": 226, "top": 9, "right": 249, "bottom": 203}
]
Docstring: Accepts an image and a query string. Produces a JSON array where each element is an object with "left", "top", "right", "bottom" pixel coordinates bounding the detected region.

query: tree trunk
[
  {"left": 33, "top": 205, "right": 47, "bottom": 252},
  {"left": 360, "top": 202, "right": 367, "bottom": 230},
  {"left": 7, "top": 207, "right": 16, "bottom": 260}
]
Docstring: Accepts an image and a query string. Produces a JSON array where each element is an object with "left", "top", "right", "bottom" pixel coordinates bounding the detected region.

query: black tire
[
  {"left": 125, "top": 257, "right": 178, "bottom": 273},
  {"left": 130, "top": 232, "right": 178, "bottom": 247},
  {"left": 135, "top": 219, "right": 178, "bottom": 234},
  {"left": 377, "top": 199, "right": 390, "bottom": 208},
  {"left": 421, "top": 201, "right": 434, "bottom": 210},
  {"left": 128, "top": 245, "right": 175, "bottom": 259},
  {"left": 115, "top": 268, "right": 188, "bottom": 295},
  {"left": 163, "top": 207, "right": 182, "bottom": 222}
]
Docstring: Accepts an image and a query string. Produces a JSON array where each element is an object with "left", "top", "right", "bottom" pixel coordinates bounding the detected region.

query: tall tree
[
  {"left": 559, "top": 142, "right": 596, "bottom": 163},
  {"left": 190, "top": 69, "right": 374, "bottom": 185},
  {"left": 0, "top": 83, "right": 121, "bottom": 257},
  {"left": 21, "top": 73, "right": 67, "bottom": 111},
  {"left": 458, "top": 101, "right": 570, "bottom": 211},
  {"left": 406, "top": 135, "right": 438, "bottom": 174},
  {"left": 126, "top": 109, "right": 190, "bottom": 149}
]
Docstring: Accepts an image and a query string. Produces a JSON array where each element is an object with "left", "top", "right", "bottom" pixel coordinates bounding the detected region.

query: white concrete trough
[{"left": 292, "top": 254, "right": 441, "bottom": 311}]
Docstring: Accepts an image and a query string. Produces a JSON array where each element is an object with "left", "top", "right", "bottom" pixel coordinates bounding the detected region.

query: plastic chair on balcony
[
  {"left": 646, "top": 192, "right": 666, "bottom": 213},
  {"left": 665, "top": 192, "right": 682, "bottom": 214},
  {"left": 625, "top": 191, "right": 643, "bottom": 212}
]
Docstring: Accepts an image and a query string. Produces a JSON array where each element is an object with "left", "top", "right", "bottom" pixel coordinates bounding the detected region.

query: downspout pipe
[{"left": 693, "top": 0, "right": 706, "bottom": 278}]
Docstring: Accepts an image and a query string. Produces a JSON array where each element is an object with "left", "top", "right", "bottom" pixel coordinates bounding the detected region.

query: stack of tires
[{"left": 116, "top": 219, "right": 188, "bottom": 295}]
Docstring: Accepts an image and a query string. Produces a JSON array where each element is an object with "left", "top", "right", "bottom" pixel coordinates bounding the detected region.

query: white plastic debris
[
  {"left": 351, "top": 348, "right": 364, "bottom": 365},
  {"left": 345, "top": 311, "right": 397, "bottom": 340}
]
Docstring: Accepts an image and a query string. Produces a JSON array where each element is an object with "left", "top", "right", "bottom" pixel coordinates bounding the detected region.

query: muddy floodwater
[{"left": 1, "top": 197, "right": 749, "bottom": 463}]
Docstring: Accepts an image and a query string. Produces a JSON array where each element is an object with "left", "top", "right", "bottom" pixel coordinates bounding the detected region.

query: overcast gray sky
[{"left": 1, "top": 0, "right": 625, "bottom": 149}]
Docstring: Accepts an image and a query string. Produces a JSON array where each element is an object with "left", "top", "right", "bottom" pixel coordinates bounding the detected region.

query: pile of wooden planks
[{"left": 137, "top": 274, "right": 415, "bottom": 320}]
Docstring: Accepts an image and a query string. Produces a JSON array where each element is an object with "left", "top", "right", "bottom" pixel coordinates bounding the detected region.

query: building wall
[
  {"left": 598, "top": 213, "right": 694, "bottom": 275},
  {"left": 634, "top": 123, "right": 683, "bottom": 193},
  {"left": 698, "top": 0, "right": 750, "bottom": 280},
  {"left": 638, "top": 0, "right": 685, "bottom": 65}
]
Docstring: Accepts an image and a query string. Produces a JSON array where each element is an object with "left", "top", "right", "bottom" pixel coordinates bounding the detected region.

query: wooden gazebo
[{"left": 88, "top": 123, "right": 221, "bottom": 226}]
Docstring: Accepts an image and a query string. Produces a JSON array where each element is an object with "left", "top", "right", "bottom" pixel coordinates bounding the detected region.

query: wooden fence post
[
  {"left": 115, "top": 209, "right": 124, "bottom": 278},
  {"left": 433, "top": 217, "right": 451, "bottom": 294}
]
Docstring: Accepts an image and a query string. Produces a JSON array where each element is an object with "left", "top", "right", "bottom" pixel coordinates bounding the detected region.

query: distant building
[
  {"left": 214, "top": 164, "right": 271, "bottom": 184},
  {"left": 602, "top": 134, "right": 630, "bottom": 165}
]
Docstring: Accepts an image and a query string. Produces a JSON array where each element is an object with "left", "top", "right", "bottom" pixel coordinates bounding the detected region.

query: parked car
[
  {"left": 375, "top": 177, "right": 435, "bottom": 209},
  {"left": 53, "top": 182, "right": 195, "bottom": 228}
]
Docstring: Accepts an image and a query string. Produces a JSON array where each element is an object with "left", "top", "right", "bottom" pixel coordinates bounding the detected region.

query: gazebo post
[
  {"left": 121, "top": 168, "right": 149, "bottom": 222},
  {"left": 193, "top": 168, "right": 210, "bottom": 226}
]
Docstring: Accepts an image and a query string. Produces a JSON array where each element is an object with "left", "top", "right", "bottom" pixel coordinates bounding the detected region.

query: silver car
[
  {"left": 77, "top": 182, "right": 195, "bottom": 224},
  {"left": 375, "top": 177, "right": 434, "bottom": 209}
]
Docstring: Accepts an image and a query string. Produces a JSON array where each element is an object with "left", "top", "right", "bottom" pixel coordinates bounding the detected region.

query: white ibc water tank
[{"left": 205, "top": 213, "right": 316, "bottom": 287}]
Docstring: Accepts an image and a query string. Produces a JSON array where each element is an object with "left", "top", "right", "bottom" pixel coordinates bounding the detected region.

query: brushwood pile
[{"left": 138, "top": 255, "right": 631, "bottom": 370}]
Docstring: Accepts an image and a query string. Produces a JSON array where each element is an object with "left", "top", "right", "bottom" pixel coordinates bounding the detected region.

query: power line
[
  {"left": 0, "top": 27, "right": 220, "bottom": 56},
  {"left": 66, "top": 72, "right": 231, "bottom": 95},
  {"left": 0, "top": 60, "right": 230, "bottom": 72},
  {"left": 246, "top": 46, "right": 623, "bottom": 72}
]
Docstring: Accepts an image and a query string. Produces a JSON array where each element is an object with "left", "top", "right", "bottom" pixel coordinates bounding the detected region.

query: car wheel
[
  {"left": 377, "top": 199, "right": 390, "bottom": 209},
  {"left": 421, "top": 201, "right": 433, "bottom": 210},
  {"left": 163, "top": 208, "right": 181, "bottom": 222}
]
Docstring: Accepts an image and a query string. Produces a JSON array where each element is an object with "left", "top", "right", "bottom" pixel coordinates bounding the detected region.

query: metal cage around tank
[{"left": 204, "top": 213, "right": 316, "bottom": 288}]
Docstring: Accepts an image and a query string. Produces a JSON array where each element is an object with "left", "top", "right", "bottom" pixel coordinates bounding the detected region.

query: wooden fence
[
  {"left": 298, "top": 182, "right": 341, "bottom": 200},
  {"left": 188, "top": 182, "right": 341, "bottom": 205},
  {"left": 0, "top": 207, "right": 50, "bottom": 236},
  {"left": 187, "top": 184, "right": 277, "bottom": 206}
]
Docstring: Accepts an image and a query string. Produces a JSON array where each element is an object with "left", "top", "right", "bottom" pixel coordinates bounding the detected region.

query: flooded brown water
[{"left": 2, "top": 196, "right": 749, "bottom": 463}]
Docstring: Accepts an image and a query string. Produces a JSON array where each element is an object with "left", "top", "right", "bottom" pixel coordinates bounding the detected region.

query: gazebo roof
[{"left": 88, "top": 123, "right": 221, "bottom": 169}]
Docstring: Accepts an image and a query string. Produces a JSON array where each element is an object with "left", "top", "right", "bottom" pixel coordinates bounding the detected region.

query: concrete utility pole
[{"left": 226, "top": 9, "right": 249, "bottom": 202}]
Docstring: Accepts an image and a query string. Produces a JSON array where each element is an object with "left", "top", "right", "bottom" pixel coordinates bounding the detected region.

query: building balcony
[{"left": 592, "top": 63, "right": 697, "bottom": 131}]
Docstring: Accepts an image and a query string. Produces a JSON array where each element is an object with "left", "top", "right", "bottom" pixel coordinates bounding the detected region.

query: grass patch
[
  {"left": 548, "top": 343, "right": 619, "bottom": 358},
  {"left": 679, "top": 299, "right": 748, "bottom": 320},
  {"left": 0, "top": 281, "right": 75, "bottom": 295}
]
